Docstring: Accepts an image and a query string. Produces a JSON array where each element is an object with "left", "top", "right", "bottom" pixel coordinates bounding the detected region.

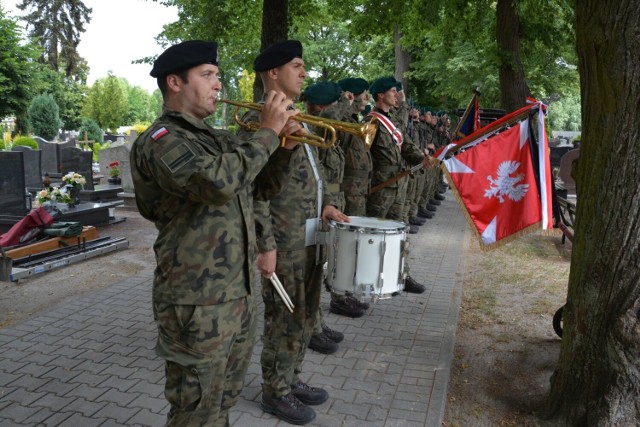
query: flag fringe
[{"left": 440, "top": 164, "right": 554, "bottom": 251}]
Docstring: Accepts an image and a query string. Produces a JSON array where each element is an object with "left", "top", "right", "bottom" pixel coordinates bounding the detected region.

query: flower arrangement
[
  {"left": 62, "top": 171, "right": 86, "bottom": 189},
  {"left": 35, "top": 187, "right": 71, "bottom": 207},
  {"left": 107, "top": 161, "right": 120, "bottom": 178}
]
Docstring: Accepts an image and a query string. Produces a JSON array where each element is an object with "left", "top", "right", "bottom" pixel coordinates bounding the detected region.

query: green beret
[
  {"left": 302, "top": 81, "right": 342, "bottom": 105},
  {"left": 150, "top": 40, "right": 218, "bottom": 78},
  {"left": 369, "top": 76, "right": 397, "bottom": 97},
  {"left": 253, "top": 40, "right": 303, "bottom": 71},
  {"left": 338, "top": 77, "right": 369, "bottom": 95},
  {"left": 395, "top": 81, "right": 403, "bottom": 91}
]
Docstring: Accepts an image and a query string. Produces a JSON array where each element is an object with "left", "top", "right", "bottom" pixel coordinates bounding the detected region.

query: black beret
[
  {"left": 369, "top": 76, "right": 397, "bottom": 97},
  {"left": 302, "top": 81, "right": 342, "bottom": 105},
  {"left": 150, "top": 40, "right": 218, "bottom": 78},
  {"left": 338, "top": 77, "right": 369, "bottom": 95},
  {"left": 253, "top": 40, "right": 303, "bottom": 71},
  {"left": 395, "top": 80, "right": 403, "bottom": 91}
]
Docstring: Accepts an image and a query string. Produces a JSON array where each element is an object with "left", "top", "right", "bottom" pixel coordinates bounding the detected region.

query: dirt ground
[
  {"left": 0, "top": 207, "right": 573, "bottom": 425},
  {"left": 443, "top": 232, "right": 572, "bottom": 426}
]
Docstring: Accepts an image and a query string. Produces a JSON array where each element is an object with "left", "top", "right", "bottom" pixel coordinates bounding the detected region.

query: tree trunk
[
  {"left": 542, "top": 1, "right": 640, "bottom": 425},
  {"left": 253, "top": 0, "right": 289, "bottom": 101},
  {"left": 495, "top": 0, "right": 531, "bottom": 112},
  {"left": 394, "top": 24, "right": 411, "bottom": 94}
]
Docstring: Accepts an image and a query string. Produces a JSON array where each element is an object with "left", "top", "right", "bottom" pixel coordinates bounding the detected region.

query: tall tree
[
  {"left": 16, "top": 0, "right": 91, "bottom": 77},
  {"left": 82, "top": 73, "right": 128, "bottom": 132},
  {"left": 495, "top": 0, "right": 531, "bottom": 111},
  {"left": 252, "top": 0, "right": 289, "bottom": 99},
  {"left": 542, "top": 1, "right": 640, "bottom": 424},
  {"left": 0, "top": 6, "right": 41, "bottom": 126}
]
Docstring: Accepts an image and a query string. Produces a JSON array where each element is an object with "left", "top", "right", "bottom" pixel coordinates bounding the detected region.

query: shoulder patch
[
  {"left": 161, "top": 143, "right": 196, "bottom": 173},
  {"left": 151, "top": 127, "right": 169, "bottom": 141}
]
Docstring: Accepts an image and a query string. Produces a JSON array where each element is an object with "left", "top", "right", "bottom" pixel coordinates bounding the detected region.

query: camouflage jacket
[
  {"left": 340, "top": 108, "right": 373, "bottom": 196},
  {"left": 238, "top": 109, "right": 337, "bottom": 253},
  {"left": 315, "top": 98, "right": 349, "bottom": 210},
  {"left": 391, "top": 103, "right": 425, "bottom": 165},
  {"left": 368, "top": 107, "right": 405, "bottom": 188},
  {"left": 130, "top": 109, "right": 293, "bottom": 305}
]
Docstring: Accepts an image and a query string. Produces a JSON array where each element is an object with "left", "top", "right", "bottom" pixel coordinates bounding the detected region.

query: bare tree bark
[
  {"left": 253, "top": 0, "right": 289, "bottom": 100},
  {"left": 542, "top": 1, "right": 640, "bottom": 425},
  {"left": 496, "top": 0, "right": 531, "bottom": 112}
]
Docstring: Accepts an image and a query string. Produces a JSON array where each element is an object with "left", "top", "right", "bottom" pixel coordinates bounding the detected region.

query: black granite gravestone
[
  {"left": 0, "top": 152, "right": 28, "bottom": 217},
  {"left": 60, "top": 147, "right": 94, "bottom": 191},
  {"left": 12, "top": 146, "right": 42, "bottom": 190},
  {"left": 36, "top": 138, "right": 76, "bottom": 175}
]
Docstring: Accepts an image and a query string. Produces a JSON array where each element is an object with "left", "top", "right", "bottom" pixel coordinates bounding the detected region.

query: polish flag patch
[{"left": 151, "top": 127, "right": 169, "bottom": 141}]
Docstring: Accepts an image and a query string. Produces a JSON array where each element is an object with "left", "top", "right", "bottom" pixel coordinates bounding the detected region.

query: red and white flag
[{"left": 442, "top": 106, "right": 552, "bottom": 249}]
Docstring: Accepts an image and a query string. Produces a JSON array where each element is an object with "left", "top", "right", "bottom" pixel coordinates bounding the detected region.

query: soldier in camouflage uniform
[
  {"left": 130, "top": 40, "right": 301, "bottom": 427},
  {"left": 407, "top": 106, "right": 430, "bottom": 222},
  {"left": 366, "top": 76, "right": 429, "bottom": 294},
  {"left": 391, "top": 88, "right": 427, "bottom": 234},
  {"left": 239, "top": 40, "right": 349, "bottom": 426},
  {"left": 300, "top": 81, "right": 370, "bottom": 356},
  {"left": 417, "top": 108, "right": 446, "bottom": 219},
  {"left": 338, "top": 77, "right": 373, "bottom": 217}
]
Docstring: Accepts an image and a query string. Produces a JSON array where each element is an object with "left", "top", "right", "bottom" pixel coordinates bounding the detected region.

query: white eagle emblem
[{"left": 485, "top": 160, "right": 529, "bottom": 203}]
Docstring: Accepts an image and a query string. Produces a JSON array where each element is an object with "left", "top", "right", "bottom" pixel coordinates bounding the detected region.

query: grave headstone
[
  {"left": 37, "top": 138, "right": 76, "bottom": 175},
  {"left": 99, "top": 142, "right": 133, "bottom": 192},
  {"left": 60, "top": 147, "right": 94, "bottom": 190},
  {"left": 558, "top": 148, "right": 580, "bottom": 197},
  {"left": 11, "top": 146, "right": 42, "bottom": 190},
  {"left": 0, "top": 152, "right": 28, "bottom": 216}
]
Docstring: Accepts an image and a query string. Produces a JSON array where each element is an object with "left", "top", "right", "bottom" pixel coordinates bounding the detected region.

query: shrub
[
  {"left": 28, "top": 94, "right": 63, "bottom": 140},
  {"left": 78, "top": 118, "right": 103, "bottom": 143},
  {"left": 12, "top": 135, "right": 38, "bottom": 149},
  {"left": 129, "top": 123, "right": 149, "bottom": 137}
]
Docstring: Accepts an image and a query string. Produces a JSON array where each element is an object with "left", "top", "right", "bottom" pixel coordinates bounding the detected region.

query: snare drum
[{"left": 326, "top": 216, "right": 406, "bottom": 302}]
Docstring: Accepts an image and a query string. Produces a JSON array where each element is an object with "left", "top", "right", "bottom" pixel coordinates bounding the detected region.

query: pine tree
[{"left": 16, "top": 0, "right": 92, "bottom": 77}]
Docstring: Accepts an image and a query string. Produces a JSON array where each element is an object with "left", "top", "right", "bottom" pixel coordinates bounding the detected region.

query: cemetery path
[{"left": 0, "top": 210, "right": 157, "bottom": 328}]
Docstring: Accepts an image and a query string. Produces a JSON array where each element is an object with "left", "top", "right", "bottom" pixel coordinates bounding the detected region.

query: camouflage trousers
[
  {"left": 419, "top": 166, "right": 441, "bottom": 210},
  {"left": 402, "top": 173, "right": 424, "bottom": 222},
  {"left": 366, "top": 177, "right": 411, "bottom": 276},
  {"left": 410, "top": 170, "right": 427, "bottom": 217},
  {"left": 154, "top": 296, "right": 256, "bottom": 427},
  {"left": 366, "top": 176, "right": 408, "bottom": 221},
  {"left": 261, "top": 246, "right": 323, "bottom": 398},
  {"left": 343, "top": 175, "right": 369, "bottom": 217}
]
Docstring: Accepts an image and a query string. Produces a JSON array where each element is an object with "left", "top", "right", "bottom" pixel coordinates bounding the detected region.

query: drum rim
[{"left": 330, "top": 216, "right": 406, "bottom": 233}]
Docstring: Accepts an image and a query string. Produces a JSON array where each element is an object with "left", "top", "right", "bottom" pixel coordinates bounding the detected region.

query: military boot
[
  {"left": 409, "top": 215, "right": 426, "bottom": 226},
  {"left": 261, "top": 392, "right": 316, "bottom": 425},
  {"left": 346, "top": 295, "right": 370, "bottom": 310},
  {"left": 404, "top": 276, "right": 426, "bottom": 294},
  {"left": 308, "top": 332, "right": 338, "bottom": 354},
  {"left": 291, "top": 381, "right": 329, "bottom": 405},
  {"left": 418, "top": 207, "right": 434, "bottom": 218},
  {"left": 322, "top": 325, "right": 344, "bottom": 343}
]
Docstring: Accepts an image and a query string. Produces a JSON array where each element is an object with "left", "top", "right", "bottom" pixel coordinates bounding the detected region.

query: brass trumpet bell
[{"left": 220, "top": 99, "right": 376, "bottom": 150}]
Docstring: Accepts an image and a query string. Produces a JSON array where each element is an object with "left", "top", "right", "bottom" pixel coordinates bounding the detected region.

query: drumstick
[
  {"left": 270, "top": 273, "right": 295, "bottom": 313},
  {"left": 273, "top": 273, "right": 295, "bottom": 312}
]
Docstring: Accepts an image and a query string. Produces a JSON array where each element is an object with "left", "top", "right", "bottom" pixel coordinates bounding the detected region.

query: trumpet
[{"left": 220, "top": 99, "right": 376, "bottom": 150}]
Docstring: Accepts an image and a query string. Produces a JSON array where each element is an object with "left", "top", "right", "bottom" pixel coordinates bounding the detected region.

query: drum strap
[
  {"left": 303, "top": 142, "right": 323, "bottom": 217},
  {"left": 303, "top": 143, "right": 324, "bottom": 260}
]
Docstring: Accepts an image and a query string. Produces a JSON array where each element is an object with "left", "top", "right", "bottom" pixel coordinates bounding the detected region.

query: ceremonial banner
[
  {"left": 442, "top": 103, "right": 553, "bottom": 249},
  {"left": 454, "top": 91, "right": 481, "bottom": 140}
]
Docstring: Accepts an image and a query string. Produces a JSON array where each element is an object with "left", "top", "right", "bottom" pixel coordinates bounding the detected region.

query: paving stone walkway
[{"left": 0, "top": 196, "right": 469, "bottom": 427}]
